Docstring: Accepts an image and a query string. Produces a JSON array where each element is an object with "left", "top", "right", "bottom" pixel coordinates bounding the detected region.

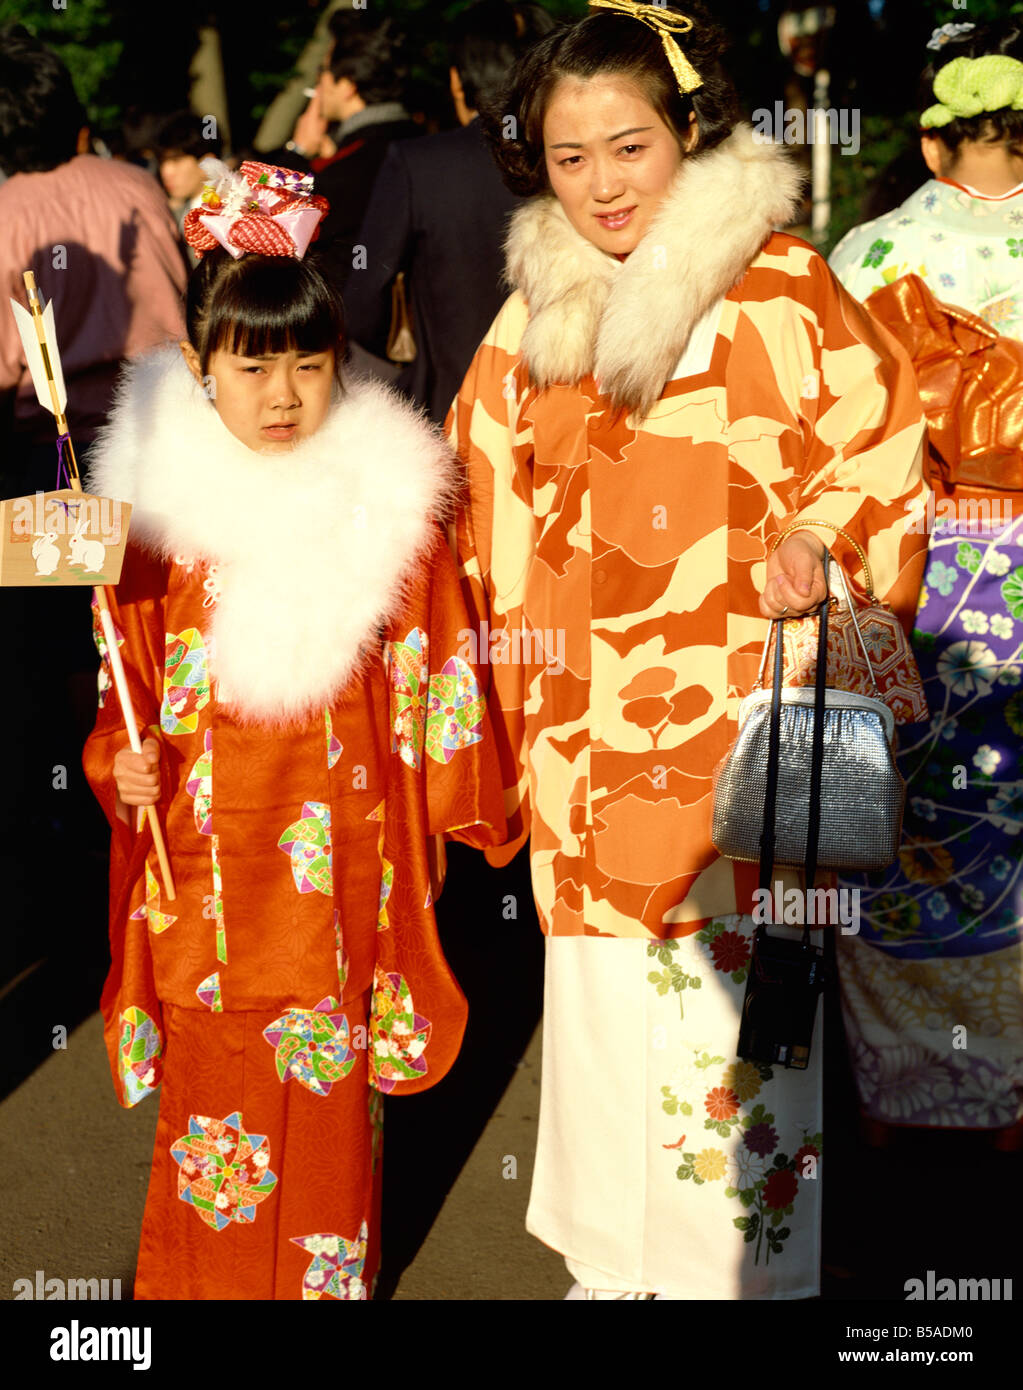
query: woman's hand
[
  {"left": 759, "top": 530, "right": 828, "bottom": 619},
  {"left": 113, "top": 737, "right": 162, "bottom": 826}
]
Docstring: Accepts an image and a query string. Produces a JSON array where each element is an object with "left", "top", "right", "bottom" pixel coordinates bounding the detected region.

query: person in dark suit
[
  {"left": 280, "top": 12, "right": 422, "bottom": 291},
  {"left": 342, "top": 0, "right": 556, "bottom": 425}
]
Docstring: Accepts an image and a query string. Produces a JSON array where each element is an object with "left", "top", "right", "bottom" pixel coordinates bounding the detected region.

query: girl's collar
[{"left": 937, "top": 175, "right": 1023, "bottom": 202}]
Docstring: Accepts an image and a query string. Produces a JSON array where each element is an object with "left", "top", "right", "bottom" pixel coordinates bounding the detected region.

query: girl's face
[
  {"left": 543, "top": 73, "right": 696, "bottom": 256},
  {"left": 181, "top": 343, "right": 335, "bottom": 454}
]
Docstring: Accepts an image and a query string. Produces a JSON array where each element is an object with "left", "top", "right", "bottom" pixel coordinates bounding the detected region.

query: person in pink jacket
[
  {"left": 0, "top": 26, "right": 187, "bottom": 481},
  {"left": 0, "top": 27, "right": 188, "bottom": 910}
]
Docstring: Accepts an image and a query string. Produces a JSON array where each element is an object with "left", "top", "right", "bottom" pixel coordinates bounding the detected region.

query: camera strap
[{"left": 744, "top": 581, "right": 834, "bottom": 1068}]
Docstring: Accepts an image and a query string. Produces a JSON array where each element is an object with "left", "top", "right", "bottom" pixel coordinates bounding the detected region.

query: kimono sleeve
[
  {"left": 81, "top": 543, "right": 171, "bottom": 1108},
  {"left": 82, "top": 543, "right": 170, "bottom": 845},
  {"left": 386, "top": 523, "right": 508, "bottom": 849},
  {"left": 782, "top": 253, "right": 930, "bottom": 629},
  {"left": 445, "top": 291, "right": 537, "bottom": 845}
]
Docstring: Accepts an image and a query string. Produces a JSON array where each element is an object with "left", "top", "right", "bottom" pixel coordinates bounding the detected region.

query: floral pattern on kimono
[{"left": 830, "top": 178, "right": 1023, "bottom": 339}]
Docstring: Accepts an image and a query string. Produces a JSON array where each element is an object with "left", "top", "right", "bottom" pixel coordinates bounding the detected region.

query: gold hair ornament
[{"left": 588, "top": 0, "right": 704, "bottom": 95}]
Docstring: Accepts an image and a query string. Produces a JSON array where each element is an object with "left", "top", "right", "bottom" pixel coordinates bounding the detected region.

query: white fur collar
[
  {"left": 88, "top": 345, "right": 458, "bottom": 726},
  {"left": 504, "top": 123, "right": 805, "bottom": 418}
]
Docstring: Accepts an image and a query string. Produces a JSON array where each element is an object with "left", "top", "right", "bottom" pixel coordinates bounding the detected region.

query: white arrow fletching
[{"left": 9, "top": 295, "right": 68, "bottom": 415}]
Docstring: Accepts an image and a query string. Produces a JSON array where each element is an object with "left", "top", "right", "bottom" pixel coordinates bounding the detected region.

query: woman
[
  {"left": 448, "top": 1, "right": 929, "bottom": 1298},
  {"left": 829, "top": 19, "right": 1023, "bottom": 1141}
]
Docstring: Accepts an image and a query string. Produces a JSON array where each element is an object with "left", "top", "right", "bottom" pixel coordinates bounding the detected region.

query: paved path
[
  {"left": 0, "top": 1010, "right": 566, "bottom": 1301},
  {"left": 2, "top": 981, "right": 1016, "bottom": 1303}
]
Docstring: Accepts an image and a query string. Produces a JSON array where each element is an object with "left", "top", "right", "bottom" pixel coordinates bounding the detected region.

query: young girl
[
  {"left": 829, "top": 19, "right": 1023, "bottom": 1141},
  {"left": 83, "top": 159, "right": 504, "bottom": 1300},
  {"left": 449, "top": 1, "right": 929, "bottom": 1298}
]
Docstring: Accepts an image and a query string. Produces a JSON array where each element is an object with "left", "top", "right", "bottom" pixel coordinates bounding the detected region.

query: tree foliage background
[{"left": 3, "top": 0, "right": 1022, "bottom": 250}]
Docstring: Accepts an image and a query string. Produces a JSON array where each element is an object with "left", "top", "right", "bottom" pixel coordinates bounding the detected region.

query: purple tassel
[{"left": 55, "top": 431, "right": 71, "bottom": 490}]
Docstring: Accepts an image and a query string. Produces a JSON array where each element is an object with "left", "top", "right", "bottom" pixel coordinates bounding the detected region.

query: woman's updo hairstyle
[
  {"left": 918, "top": 19, "right": 1023, "bottom": 155},
  {"left": 479, "top": 1, "right": 740, "bottom": 197},
  {"left": 185, "top": 248, "right": 347, "bottom": 390}
]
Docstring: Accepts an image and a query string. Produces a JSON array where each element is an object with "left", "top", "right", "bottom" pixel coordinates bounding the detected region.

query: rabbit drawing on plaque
[
  {"left": 67, "top": 519, "right": 106, "bottom": 574},
  {"left": 31, "top": 531, "right": 61, "bottom": 576}
]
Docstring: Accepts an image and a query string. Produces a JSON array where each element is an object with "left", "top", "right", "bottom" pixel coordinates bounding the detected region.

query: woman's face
[
  {"left": 181, "top": 342, "right": 335, "bottom": 454},
  {"left": 543, "top": 73, "right": 696, "bottom": 256}
]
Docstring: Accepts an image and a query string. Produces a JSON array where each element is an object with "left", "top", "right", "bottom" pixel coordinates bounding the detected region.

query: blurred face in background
[
  {"left": 543, "top": 73, "right": 696, "bottom": 257},
  {"left": 159, "top": 153, "right": 206, "bottom": 202},
  {"left": 318, "top": 47, "right": 361, "bottom": 124}
]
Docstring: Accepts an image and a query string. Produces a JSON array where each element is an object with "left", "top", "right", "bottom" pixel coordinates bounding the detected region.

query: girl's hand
[
  {"left": 113, "top": 737, "right": 162, "bottom": 809},
  {"left": 759, "top": 531, "right": 828, "bottom": 618}
]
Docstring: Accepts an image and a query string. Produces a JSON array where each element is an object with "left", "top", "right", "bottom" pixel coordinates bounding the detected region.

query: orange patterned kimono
[
  {"left": 450, "top": 133, "right": 931, "bottom": 940},
  {"left": 83, "top": 348, "right": 505, "bottom": 1299}
]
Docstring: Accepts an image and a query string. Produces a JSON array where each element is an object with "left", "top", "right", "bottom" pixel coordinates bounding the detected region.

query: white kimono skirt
[{"left": 525, "top": 916, "right": 824, "bottom": 1298}]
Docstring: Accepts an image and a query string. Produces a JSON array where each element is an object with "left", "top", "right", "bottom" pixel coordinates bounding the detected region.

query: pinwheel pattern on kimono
[
  {"left": 186, "top": 730, "right": 227, "bottom": 960},
  {"left": 388, "top": 627, "right": 430, "bottom": 770},
  {"left": 366, "top": 801, "right": 393, "bottom": 931},
  {"left": 195, "top": 971, "right": 222, "bottom": 1012},
  {"left": 334, "top": 910, "right": 349, "bottom": 992},
  {"left": 118, "top": 1006, "right": 163, "bottom": 1105},
  {"left": 427, "top": 656, "right": 485, "bottom": 764},
  {"left": 278, "top": 801, "right": 333, "bottom": 894},
  {"left": 388, "top": 631, "right": 485, "bottom": 768},
  {"left": 291, "top": 1221, "right": 369, "bottom": 1300},
  {"left": 368, "top": 968, "right": 432, "bottom": 1092},
  {"left": 262, "top": 996, "right": 357, "bottom": 1096},
  {"left": 170, "top": 1112, "right": 277, "bottom": 1231},
  {"left": 324, "top": 709, "right": 343, "bottom": 769},
  {"left": 186, "top": 730, "right": 213, "bottom": 834},
  {"left": 129, "top": 859, "right": 177, "bottom": 934},
  {"left": 160, "top": 628, "right": 210, "bottom": 736},
  {"left": 89, "top": 594, "right": 125, "bottom": 709}
]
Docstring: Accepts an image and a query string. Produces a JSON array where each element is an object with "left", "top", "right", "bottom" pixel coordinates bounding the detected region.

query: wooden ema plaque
[{"left": 0, "top": 489, "right": 131, "bottom": 586}]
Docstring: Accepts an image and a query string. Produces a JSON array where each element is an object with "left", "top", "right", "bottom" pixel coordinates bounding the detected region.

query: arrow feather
[{"left": 9, "top": 296, "right": 68, "bottom": 415}]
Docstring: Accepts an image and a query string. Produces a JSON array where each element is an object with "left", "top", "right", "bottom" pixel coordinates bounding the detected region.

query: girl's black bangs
[{"left": 203, "top": 257, "right": 342, "bottom": 363}]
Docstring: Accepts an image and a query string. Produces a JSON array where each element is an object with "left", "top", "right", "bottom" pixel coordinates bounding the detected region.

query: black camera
[{"left": 737, "top": 927, "right": 828, "bottom": 1069}]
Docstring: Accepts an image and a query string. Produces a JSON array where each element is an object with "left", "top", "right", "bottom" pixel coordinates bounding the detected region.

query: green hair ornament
[{"left": 921, "top": 54, "right": 1023, "bottom": 129}]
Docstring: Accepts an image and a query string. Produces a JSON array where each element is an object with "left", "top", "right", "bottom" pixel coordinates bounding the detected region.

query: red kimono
[{"left": 82, "top": 347, "right": 506, "bottom": 1299}]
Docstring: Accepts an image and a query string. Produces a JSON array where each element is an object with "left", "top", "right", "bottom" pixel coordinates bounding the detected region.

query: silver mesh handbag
[{"left": 712, "top": 561, "right": 905, "bottom": 880}]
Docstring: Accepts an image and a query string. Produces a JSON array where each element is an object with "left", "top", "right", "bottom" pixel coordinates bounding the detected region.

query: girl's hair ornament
[{"left": 183, "top": 158, "right": 330, "bottom": 261}]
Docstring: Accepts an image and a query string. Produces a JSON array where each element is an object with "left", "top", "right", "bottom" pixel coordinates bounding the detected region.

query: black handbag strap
[
  {"left": 803, "top": 594, "right": 829, "bottom": 893},
  {"left": 756, "top": 570, "right": 831, "bottom": 928},
  {"left": 757, "top": 617, "right": 786, "bottom": 894}
]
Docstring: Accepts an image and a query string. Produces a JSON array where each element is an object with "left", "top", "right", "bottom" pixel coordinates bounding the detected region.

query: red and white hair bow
[{"left": 183, "top": 158, "right": 330, "bottom": 260}]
